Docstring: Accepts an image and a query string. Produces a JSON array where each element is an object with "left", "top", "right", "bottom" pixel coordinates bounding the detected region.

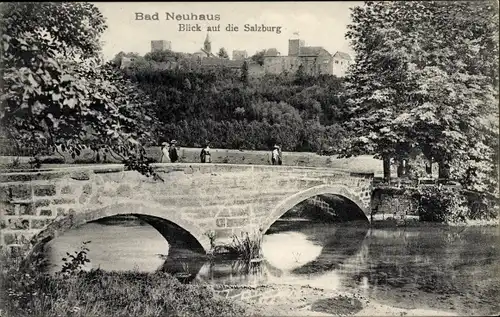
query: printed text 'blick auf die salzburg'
[{"left": 135, "top": 12, "right": 283, "bottom": 34}]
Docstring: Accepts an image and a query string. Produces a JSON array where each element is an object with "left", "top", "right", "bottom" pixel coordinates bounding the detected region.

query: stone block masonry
[
  {"left": 370, "top": 188, "right": 419, "bottom": 223},
  {"left": 0, "top": 164, "right": 374, "bottom": 256}
]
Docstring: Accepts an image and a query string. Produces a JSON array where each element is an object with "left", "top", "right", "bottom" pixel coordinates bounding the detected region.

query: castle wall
[
  {"left": 302, "top": 49, "right": 333, "bottom": 76},
  {"left": 248, "top": 63, "right": 265, "bottom": 77},
  {"left": 332, "top": 56, "right": 352, "bottom": 77},
  {"left": 320, "top": 59, "right": 334, "bottom": 75},
  {"left": 263, "top": 56, "right": 300, "bottom": 75},
  {"left": 263, "top": 54, "right": 333, "bottom": 76},
  {"left": 232, "top": 50, "right": 248, "bottom": 61}
]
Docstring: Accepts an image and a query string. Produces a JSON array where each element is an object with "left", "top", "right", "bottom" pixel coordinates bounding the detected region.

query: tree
[
  {"left": 341, "top": 1, "right": 499, "bottom": 189},
  {"left": 241, "top": 61, "right": 249, "bottom": 83},
  {"left": 217, "top": 47, "right": 229, "bottom": 59},
  {"left": 395, "top": 1, "right": 499, "bottom": 188},
  {"left": 144, "top": 49, "right": 183, "bottom": 63},
  {"left": 251, "top": 50, "right": 266, "bottom": 66},
  {"left": 294, "top": 64, "right": 306, "bottom": 84},
  {"left": 340, "top": 2, "right": 422, "bottom": 180},
  {"left": 1, "top": 2, "right": 160, "bottom": 178}
]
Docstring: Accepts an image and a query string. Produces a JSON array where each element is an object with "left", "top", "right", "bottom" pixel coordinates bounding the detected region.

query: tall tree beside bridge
[
  {"left": 341, "top": 1, "right": 499, "bottom": 193},
  {"left": 0, "top": 2, "right": 159, "bottom": 177}
]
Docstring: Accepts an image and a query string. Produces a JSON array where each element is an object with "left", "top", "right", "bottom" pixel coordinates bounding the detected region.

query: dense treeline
[{"left": 122, "top": 59, "right": 349, "bottom": 153}]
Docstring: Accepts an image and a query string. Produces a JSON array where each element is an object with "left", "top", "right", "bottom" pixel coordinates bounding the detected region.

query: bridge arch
[
  {"left": 24, "top": 201, "right": 211, "bottom": 264},
  {"left": 260, "top": 184, "right": 369, "bottom": 234}
]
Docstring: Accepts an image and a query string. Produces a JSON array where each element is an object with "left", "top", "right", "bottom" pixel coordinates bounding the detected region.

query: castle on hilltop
[
  {"left": 121, "top": 34, "right": 352, "bottom": 77},
  {"left": 262, "top": 37, "right": 352, "bottom": 77},
  {"left": 189, "top": 33, "right": 247, "bottom": 69}
]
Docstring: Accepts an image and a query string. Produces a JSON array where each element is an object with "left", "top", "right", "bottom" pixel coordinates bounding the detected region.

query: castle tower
[
  {"left": 288, "top": 34, "right": 305, "bottom": 57},
  {"left": 204, "top": 33, "right": 212, "bottom": 54},
  {"left": 151, "top": 40, "right": 172, "bottom": 52},
  {"left": 232, "top": 50, "right": 248, "bottom": 61}
]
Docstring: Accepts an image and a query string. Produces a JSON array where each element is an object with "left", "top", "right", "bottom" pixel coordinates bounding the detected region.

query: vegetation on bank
[
  {"left": 342, "top": 1, "right": 499, "bottom": 192},
  {"left": 225, "top": 231, "right": 264, "bottom": 262},
  {"left": 122, "top": 64, "right": 348, "bottom": 154},
  {"left": 0, "top": 246, "right": 248, "bottom": 317},
  {"left": 373, "top": 186, "right": 499, "bottom": 224}
]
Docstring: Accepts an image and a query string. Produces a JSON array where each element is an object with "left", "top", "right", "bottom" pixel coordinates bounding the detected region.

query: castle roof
[
  {"left": 333, "top": 51, "right": 352, "bottom": 60},
  {"left": 299, "top": 46, "right": 331, "bottom": 57}
]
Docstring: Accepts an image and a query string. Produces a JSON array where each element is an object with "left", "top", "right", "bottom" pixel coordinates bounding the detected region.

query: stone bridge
[{"left": 0, "top": 163, "right": 373, "bottom": 256}]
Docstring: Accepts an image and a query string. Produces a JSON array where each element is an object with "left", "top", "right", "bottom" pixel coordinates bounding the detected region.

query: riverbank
[
  {"left": 0, "top": 266, "right": 466, "bottom": 317},
  {"left": 370, "top": 217, "right": 499, "bottom": 228},
  {"left": 0, "top": 268, "right": 249, "bottom": 317},
  {"left": 209, "top": 283, "right": 460, "bottom": 316},
  {"left": 2, "top": 221, "right": 497, "bottom": 316}
]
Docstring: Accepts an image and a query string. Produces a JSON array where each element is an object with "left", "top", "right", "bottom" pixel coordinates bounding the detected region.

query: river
[{"left": 42, "top": 217, "right": 500, "bottom": 316}]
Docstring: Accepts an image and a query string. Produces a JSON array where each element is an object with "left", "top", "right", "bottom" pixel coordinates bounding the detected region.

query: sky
[{"left": 93, "top": 2, "right": 363, "bottom": 61}]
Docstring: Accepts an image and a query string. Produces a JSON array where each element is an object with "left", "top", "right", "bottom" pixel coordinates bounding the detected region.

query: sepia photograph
[{"left": 0, "top": 1, "right": 499, "bottom": 316}]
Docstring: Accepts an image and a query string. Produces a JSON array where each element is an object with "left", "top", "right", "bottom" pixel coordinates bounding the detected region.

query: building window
[
  {"left": 335, "top": 61, "right": 339, "bottom": 64},
  {"left": 340, "top": 61, "right": 343, "bottom": 65}
]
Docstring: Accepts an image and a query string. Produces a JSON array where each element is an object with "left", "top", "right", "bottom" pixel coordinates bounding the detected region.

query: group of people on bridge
[
  {"left": 160, "top": 140, "right": 213, "bottom": 164},
  {"left": 160, "top": 141, "right": 283, "bottom": 165}
]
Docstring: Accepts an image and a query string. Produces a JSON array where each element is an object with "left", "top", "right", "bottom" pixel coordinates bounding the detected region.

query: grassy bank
[{"left": 0, "top": 252, "right": 249, "bottom": 317}]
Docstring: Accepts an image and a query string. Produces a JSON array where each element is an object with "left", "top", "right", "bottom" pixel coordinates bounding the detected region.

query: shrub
[
  {"left": 224, "top": 230, "right": 263, "bottom": 262},
  {"left": 60, "top": 241, "right": 91, "bottom": 276},
  {"left": 462, "top": 190, "right": 499, "bottom": 221},
  {"left": 414, "top": 187, "right": 469, "bottom": 223},
  {"left": 374, "top": 186, "right": 498, "bottom": 224}
]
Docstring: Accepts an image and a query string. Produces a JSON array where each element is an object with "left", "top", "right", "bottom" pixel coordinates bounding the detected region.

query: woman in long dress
[
  {"left": 271, "top": 145, "right": 279, "bottom": 165},
  {"left": 168, "top": 140, "right": 179, "bottom": 163},
  {"left": 160, "top": 142, "right": 170, "bottom": 163},
  {"left": 200, "top": 142, "right": 212, "bottom": 163}
]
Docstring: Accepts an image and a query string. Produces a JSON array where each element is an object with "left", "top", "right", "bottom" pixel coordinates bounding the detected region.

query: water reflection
[
  {"left": 196, "top": 259, "right": 269, "bottom": 285},
  {"left": 161, "top": 251, "right": 280, "bottom": 285},
  {"left": 345, "top": 226, "right": 500, "bottom": 315},
  {"left": 42, "top": 222, "right": 168, "bottom": 274},
  {"left": 289, "top": 223, "right": 369, "bottom": 275},
  {"left": 156, "top": 221, "right": 370, "bottom": 287},
  {"left": 262, "top": 232, "right": 323, "bottom": 270},
  {"left": 43, "top": 218, "right": 500, "bottom": 316}
]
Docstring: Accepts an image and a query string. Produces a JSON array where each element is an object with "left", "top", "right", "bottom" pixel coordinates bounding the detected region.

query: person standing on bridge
[
  {"left": 160, "top": 141, "right": 170, "bottom": 163},
  {"left": 168, "top": 140, "right": 179, "bottom": 163},
  {"left": 277, "top": 144, "right": 283, "bottom": 165},
  {"left": 271, "top": 145, "right": 282, "bottom": 165},
  {"left": 200, "top": 141, "right": 212, "bottom": 163}
]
